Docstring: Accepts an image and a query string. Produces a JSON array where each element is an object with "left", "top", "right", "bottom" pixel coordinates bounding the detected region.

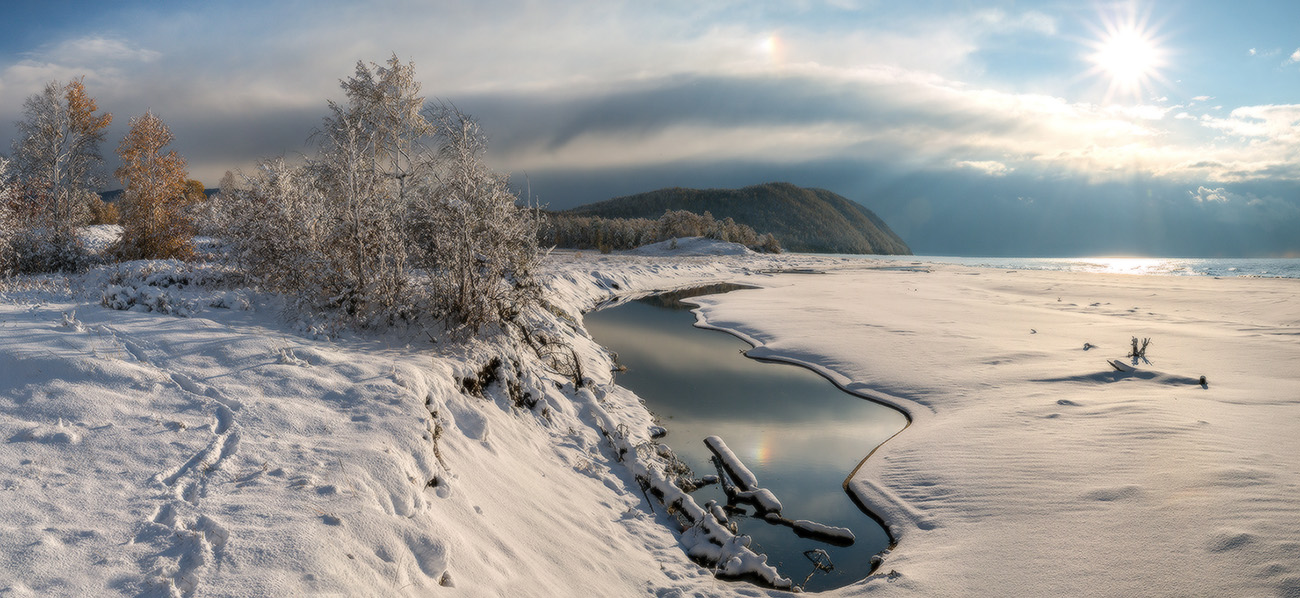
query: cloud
[
  {"left": 41, "top": 36, "right": 161, "bottom": 65},
  {"left": 475, "top": 68, "right": 1270, "bottom": 187},
  {"left": 1190, "top": 186, "right": 1231, "bottom": 202},
  {"left": 970, "top": 9, "right": 1058, "bottom": 36},
  {"left": 0, "top": 0, "right": 1298, "bottom": 194},
  {"left": 955, "top": 160, "right": 1011, "bottom": 176}
]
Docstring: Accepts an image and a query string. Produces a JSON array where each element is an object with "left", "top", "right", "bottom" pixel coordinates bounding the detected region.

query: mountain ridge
[{"left": 564, "top": 182, "right": 911, "bottom": 255}]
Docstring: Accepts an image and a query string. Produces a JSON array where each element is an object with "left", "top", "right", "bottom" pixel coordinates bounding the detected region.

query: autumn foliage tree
[
  {"left": 182, "top": 179, "right": 207, "bottom": 205},
  {"left": 113, "top": 111, "right": 193, "bottom": 260},
  {"left": 8, "top": 77, "right": 112, "bottom": 272}
]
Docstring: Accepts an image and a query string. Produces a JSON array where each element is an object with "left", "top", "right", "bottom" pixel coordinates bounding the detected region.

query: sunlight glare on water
[{"left": 1075, "top": 257, "right": 1166, "bottom": 275}]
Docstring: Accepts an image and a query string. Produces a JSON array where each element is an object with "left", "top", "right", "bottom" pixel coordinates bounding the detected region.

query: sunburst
[{"left": 1084, "top": 6, "right": 1170, "bottom": 103}]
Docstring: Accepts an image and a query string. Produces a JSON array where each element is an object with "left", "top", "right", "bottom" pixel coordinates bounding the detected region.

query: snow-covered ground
[
  {"left": 3, "top": 235, "right": 1298, "bottom": 596},
  {"left": 689, "top": 261, "right": 1300, "bottom": 597}
]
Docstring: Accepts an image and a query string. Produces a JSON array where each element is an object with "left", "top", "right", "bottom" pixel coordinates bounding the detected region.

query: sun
[
  {"left": 1084, "top": 7, "right": 1169, "bottom": 103},
  {"left": 1093, "top": 27, "right": 1158, "bottom": 86}
]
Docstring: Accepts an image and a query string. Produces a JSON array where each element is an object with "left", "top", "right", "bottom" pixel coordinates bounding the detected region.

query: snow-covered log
[
  {"left": 704, "top": 435, "right": 783, "bottom": 513},
  {"left": 792, "top": 519, "right": 856, "bottom": 545},
  {"left": 585, "top": 397, "right": 791, "bottom": 589}
]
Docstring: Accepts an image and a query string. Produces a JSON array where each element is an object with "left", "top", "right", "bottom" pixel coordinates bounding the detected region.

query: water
[
  {"left": 585, "top": 290, "right": 907, "bottom": 592},
  {"left": 848, "top": 255, "right": 1300, "bottom": 279}
]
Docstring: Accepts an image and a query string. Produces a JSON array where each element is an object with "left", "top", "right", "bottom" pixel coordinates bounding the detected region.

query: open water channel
[{"left": 584, "top": 286, "right": 907, "bottom": 592}]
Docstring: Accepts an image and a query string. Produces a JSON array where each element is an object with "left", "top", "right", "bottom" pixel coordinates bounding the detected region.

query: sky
[{"left": 2, "top": 0, "right": 1299, "bottom": 257}]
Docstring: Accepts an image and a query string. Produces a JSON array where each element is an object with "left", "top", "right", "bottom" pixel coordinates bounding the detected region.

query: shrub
[
  {"left": 87, "top": 194, "right": 120, "bottom": 225},
  {"left": 409, "top": 105, "right": 542, "bottom": 334}
]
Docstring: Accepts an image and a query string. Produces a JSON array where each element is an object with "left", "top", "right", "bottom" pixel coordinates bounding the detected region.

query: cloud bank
[{"left": 0, "top": 0, "right": 1296, "bottom": 256}]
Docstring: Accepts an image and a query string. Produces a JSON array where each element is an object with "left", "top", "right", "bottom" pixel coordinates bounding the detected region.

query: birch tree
[
  {"left": 113, "top": 110, "right": 193, "bottom": 260},
  {"left": 9, "top": 78, "right": 112, "bottom": 271},
  {"left": 306, "top": 55, "right": 435, "bottom": 319}
]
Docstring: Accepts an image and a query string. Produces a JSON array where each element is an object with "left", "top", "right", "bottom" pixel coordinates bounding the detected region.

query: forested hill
[{"left": 564, "top": 182, "right": 911, "bottom": 255}]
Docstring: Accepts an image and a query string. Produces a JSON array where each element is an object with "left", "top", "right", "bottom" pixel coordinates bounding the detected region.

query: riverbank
[
  {"left": 0, "top": 246, "right": 769, "bottom": 597},
  {"left": 2, "top": 242, "right": 1297, "bottom": 596}
]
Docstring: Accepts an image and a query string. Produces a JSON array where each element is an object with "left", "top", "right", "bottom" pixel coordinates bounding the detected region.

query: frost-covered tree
[
  {"left": 0, "top": 157, "right": 20, "bottom": 275},
  {"left": 11, "top": 78, "right": 113, "bottom": 227},
  {"left": 311, "top": 104, "right": 408, "bottom": 316},
  {"left": 8, "top": 78, "right": 113, "bottom": 272},
  {"left": 337, "top": 54, "right": 435, "bottom": 205},
  {"left": 411, "top": 105, "right": 541, "bottom": 333},
  {"left": 224, "top": 57, "right": 432, "bottom": 322},
  {"left": 223, "top": 56, "right": 541, "bottom": 332},
  {"left": 113, "top": 110, "right": 193, "bottom": 260},
  {"left": 304, "top": 56, "right": 435, "bottom": 318},
  {"left": 218, "top": 170, "right": 239, "bottom": 196},
  {"left": 223, "top": 159, "right": 328, "bottom": 298}
]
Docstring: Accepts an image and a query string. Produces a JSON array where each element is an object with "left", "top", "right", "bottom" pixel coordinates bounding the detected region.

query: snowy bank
[
  {"left": 5, "top": 241, "right": 1298, "bottom": 597},
  {"left": 0, "top": 247, "right": 798, "bottom": 597}
]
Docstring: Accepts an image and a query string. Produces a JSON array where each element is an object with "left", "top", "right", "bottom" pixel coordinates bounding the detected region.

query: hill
[{"left": 564, "top": 182, "right": 911, "bottom": 255}]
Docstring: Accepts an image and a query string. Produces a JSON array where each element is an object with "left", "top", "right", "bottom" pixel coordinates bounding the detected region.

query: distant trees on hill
[
  {"left": 542, "top": 209, "right": 781, "bottom": 253},
  {"left": 565, "top": 182, "right": 911, "bottom": 255}
]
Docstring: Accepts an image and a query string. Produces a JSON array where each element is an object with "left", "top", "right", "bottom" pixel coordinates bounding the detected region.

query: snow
[
  {"left": 704, "top": 435, "right": 784, "bottom": 514},
  {"left": 688, "top": 261, "right": 1300, "bottom": 596},
  {"left": 627, "top": 236, "right": 755, "bottom": 256},
  {"left": 78, "top": 224, "right": 122, "bottom": 254},
  {"left": 790, "top": 520, "right": 856, "bottom": 545},
  {"left": 3, "top": 236, "right": 1299, "bottom": 597}
]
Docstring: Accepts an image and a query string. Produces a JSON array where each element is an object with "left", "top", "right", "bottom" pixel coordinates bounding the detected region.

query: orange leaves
[
  {"left": 113, "top": 111, "right": 193, "bottom": 261},
  {"left": 64, "top": 78, "right": 112, "bottom": 139}
]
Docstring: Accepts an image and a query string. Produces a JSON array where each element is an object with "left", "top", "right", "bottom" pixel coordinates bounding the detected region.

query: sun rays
[{"left": 1084, "top": 5, "right": 1170, "bottom": 104}]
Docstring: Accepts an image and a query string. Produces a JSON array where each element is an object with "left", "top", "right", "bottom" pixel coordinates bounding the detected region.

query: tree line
[
  {"left": 1, "top": 56, "right": 542, "bottom": 335},
  {"left": 541, "top": 210, "right": 781, "bottom": 253}
]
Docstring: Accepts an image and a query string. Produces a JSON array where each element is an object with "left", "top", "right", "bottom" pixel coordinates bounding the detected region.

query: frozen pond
[{"left": 585, "top": 287, "right": 907, "bottom": 591}]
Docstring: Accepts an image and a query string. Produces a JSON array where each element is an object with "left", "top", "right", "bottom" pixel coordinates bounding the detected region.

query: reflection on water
[{"left": 585, "top": 293, "right": 906, "bottom": 592}]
